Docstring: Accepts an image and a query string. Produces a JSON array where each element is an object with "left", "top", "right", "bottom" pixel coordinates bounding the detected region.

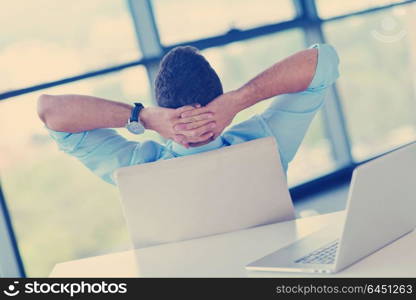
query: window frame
[
  {"left": 1, "top": 0, "right": 415, "bottom": 277},
  {"left": 0, "top": 185, "right": 25, "bottom": 277}
]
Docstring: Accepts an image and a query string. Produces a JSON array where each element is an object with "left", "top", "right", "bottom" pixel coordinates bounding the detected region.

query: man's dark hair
[{"left": 155, "top": 46, "right": 223, "bottom": 109}]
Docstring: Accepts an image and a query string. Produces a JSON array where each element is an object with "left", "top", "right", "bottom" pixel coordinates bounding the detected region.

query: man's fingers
[
  {"left": 173, "top": 134, "right": 185, "bottom": 144},
  {"left": 180, "top": 107, "right": 211, "bottom": 118},
  {"left": 173, "top": 134, "right": 189, "bottom": 148},
  {"left": 174, "top": 119, "right": 214, "bottom": 131},
  {"left": 175, "top": 105, "right": 197, "bottom": 115},
  {"left": 189, "top": 131, "right": 214, "bottom": 143},
  {"left": 175, "top": 103, "right": 202, "bottom": 115},
  {"left": 176, "top": 121, "right": 216, "bottom": 138},
  {"left": 175, "top": 113, "right": 214, "bottom": 126}
]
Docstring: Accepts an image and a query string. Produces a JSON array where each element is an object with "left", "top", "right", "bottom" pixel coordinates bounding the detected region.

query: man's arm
[
  {"left": 175, "top": 47, "right": 318, "bottom": 136},
  {"left": 257, "top": 44, "right": 339, "bottom": 168},
  {"left": 38, "top": 94, "right": 132, "bottom": 132},
  {"left": 37, "top": 94, "right": 215, "bottom": 144},
  {"left": 179, "top": 44, "right": 339, "bottom": 170}
]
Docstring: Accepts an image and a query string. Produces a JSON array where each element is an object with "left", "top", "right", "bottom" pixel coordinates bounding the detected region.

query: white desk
[{"left": 50, "top": 211, "right": 416, "bottom": 277}]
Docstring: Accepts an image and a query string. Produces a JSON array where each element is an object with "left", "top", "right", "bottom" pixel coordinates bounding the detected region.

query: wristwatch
[{"left": 126, "top": 102, "right": 145, "bottom": 134}]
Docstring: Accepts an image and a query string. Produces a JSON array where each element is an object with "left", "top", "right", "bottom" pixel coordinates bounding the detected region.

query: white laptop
[
  {"left": 246, "top": 142, "right": 416, "bottom": 274},
  {"left": 116, "top": 137, "right": 295, "bottom": 249}
]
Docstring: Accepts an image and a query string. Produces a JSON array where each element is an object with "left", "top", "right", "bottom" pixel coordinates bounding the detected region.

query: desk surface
[{"left": 50, "top": 211, "right": 416, "bottom": 277}]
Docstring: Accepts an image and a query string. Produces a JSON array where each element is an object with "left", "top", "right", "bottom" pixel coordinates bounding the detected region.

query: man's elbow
[
  {"left": 308, "top": 44, "right": 340, "bottom": 90},
  {"left": 37, "top": 94, "right": 49, "bottom": 122},
  {"left": 320, "top": 44, "right": 340, "bottom": 84},
  {"left": 37, "top": 94, "right": 64, "bottom": 131}
]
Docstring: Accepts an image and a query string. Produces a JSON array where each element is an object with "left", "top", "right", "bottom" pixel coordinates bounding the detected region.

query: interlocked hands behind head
[{"left": 141, "top": 91, "right": 239, "bottom": 148}]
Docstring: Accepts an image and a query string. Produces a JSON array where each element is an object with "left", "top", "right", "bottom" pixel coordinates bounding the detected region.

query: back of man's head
[{"left": 155, "top": 46, "right": 223, "bottom": 109}]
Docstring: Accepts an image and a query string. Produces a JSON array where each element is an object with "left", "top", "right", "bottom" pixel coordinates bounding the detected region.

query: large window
[
  {"left": 151, "top": 0, "right": 296, "bottom": 45},
  {"left": 323, "top": 3, "right": 416, "bottom": 160},
  {"left": 2, "top": 0, "right": 416, "bottom": 277},
  {"left": 316, "top": 0, "right": 407, "bottom": 18},
  {"left": 0, "top": 67, "right": 152, "bottom": 277},
  {"left": 0, "top": 0, "right": 139, "bottom": 92}
]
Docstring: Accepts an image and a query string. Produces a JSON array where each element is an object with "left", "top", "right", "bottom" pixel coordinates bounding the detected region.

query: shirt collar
[{"left": 167, "top": 137, "right": 224, "bottom": 156}]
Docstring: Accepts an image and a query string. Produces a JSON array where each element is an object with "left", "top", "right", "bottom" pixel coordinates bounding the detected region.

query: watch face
[{"left": 127, "top": 121, "right": 145, "bottom": 134}]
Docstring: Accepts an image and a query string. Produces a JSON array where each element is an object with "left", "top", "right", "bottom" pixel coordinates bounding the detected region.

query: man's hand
[
  {"left": 175, "top": 91, "right": 241, "bottom": 139},
  {"left": 140, "top": 105, "right": 216, "bottom": 146}
]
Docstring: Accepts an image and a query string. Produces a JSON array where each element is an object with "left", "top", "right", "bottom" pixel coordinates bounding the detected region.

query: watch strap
[{"left": 130, "top": 102, "right": 144, "bottom": 122}]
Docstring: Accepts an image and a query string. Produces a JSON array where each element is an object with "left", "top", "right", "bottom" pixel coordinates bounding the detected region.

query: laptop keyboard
[{"left": 295, "top": 240, "right": 339, "bottom": 265}]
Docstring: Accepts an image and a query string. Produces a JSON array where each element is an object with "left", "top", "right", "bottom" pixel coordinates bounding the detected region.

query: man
[{"left": 38, "top": 44, "right": 339, "bottom": 185}]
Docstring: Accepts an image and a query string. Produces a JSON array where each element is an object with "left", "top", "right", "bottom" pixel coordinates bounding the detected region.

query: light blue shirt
[{"left": 48, "top": 44, "right": 339, "bottom": 185}]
